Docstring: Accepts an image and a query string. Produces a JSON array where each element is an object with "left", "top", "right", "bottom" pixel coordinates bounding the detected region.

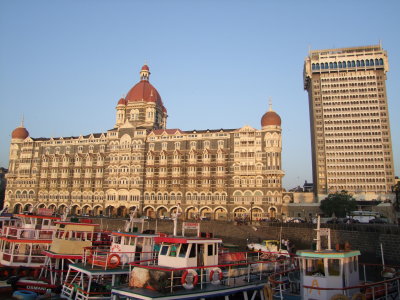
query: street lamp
[{"left": 250, "top": 201, "right": 254, "bottom": 225}]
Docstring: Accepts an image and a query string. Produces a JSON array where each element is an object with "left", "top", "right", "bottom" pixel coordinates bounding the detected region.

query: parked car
[
  {"left": 369, "top": 218, "right": 388, "bottom": 224},
  {"left": 286, "top": 218, "right": 305, "bottom": 223},
  {"left": 342, "top": 218, "right": 359, "bottom": 224}
]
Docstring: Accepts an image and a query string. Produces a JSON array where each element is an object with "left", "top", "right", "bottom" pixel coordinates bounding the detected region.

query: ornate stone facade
[
  {"left": 304, "top": 45, "right": 395, "bottom": 200},
  {"left": 5, "top": 65, "right": 285, "bottom": 220}
]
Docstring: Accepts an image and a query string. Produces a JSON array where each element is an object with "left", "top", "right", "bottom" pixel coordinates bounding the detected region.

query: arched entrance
[
  {"left": 214, "top": 207, "right": 227, "bottom": 221},
  {"left": 143, "top": 207, "right": 155, "bottom": 218},
  {"left": 58, "top": 204, "right": 67, "bottom": 215},
  {"left": 71, "top": 205, "right": 80, "bottom": 215},
  {"left": 269, "top": 207, "right": 277, "bottom": 219},
  {"left": 233, "top": 207, "right": 247, "bottom": 219},
  {"left": 93, "top": 205, "right": 103, "bottom": 216},
  {"left": 251, "top": 207, "right": 263, "bottom": 221},
  {"left": 48, "top": 204, "right": 57, "bottom": 213},
  {"left": 186, "top": 207, "right": 198, "bottom": 220},
  {"left": 200, "top": 207, "right": 212, "bottom": 220},
  {"left": 24, "top": 203, "right": 33, "bottom": 212},
  {"left": 117, "top": 206, "right": 127, "bottom": 217},
  {"left": 13, "top": 203, "right": 22, "bottom": 214},
  {"left": 106, "top": 205, "right": 115, "bottom": 217},
  {"left": 82, "top": 205, "right": 91, "bottom": 216},
  {"left": 157, "top": 207, "right": 168, "bottom": 219}
]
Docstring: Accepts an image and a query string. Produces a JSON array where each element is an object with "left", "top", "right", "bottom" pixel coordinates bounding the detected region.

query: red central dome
[
  {"left": 125, "top": 80, "right": 163, "bottom": 106},
  {"left": 124, "top": 65, "right": 165, "bottom": 110}
]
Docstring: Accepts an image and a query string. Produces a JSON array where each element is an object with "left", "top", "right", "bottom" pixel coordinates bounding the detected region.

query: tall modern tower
[{"left": 304, "top": 45, "right": 395, "bottom": 199}]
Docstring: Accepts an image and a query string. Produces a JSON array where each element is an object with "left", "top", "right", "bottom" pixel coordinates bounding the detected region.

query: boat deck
[
  {"left": 69, "top": 263, "right": 131, "bottom": 276},
  {"left": 112, "top": 280, "right": 267, "bottom": 300}
]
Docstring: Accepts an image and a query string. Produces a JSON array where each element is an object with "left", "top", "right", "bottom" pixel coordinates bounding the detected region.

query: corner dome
[
  {"left": 12, "top": 126, "right": 29, "bottom": 140},
  {"left": 117, "top": 98, "right": 126, "bottom": 106},
  {"left": 261, "top": 110, "right": 281, "bottom": 127}
]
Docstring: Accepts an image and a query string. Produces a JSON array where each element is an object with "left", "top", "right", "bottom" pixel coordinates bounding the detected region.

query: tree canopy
[{"left": 320, "top": 191, "right": 357, "bottom": 218}]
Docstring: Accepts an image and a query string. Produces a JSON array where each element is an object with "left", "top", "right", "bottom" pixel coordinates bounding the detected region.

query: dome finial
[
  {"left": 21, "top": 114, "right": 25, "bottom": 127},
  {"left": 268, "top": 97, "right": 273, "bottom": 111}
]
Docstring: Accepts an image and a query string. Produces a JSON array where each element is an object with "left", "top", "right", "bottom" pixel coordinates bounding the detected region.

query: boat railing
[
  {"left": 127, "top": 251, "right": 296, "bottom": 293},
  {"left": 1, "top": 226, "right": 55, "bottom": 240},
  {"left": 82, "top": 246, "right": 158, "bottom": 270},
  {"left": 54, "top": 230, "right": 110, "bottom": 244},
  {"left": 1, "top": 248, "right": 48, "bottom": 264}
]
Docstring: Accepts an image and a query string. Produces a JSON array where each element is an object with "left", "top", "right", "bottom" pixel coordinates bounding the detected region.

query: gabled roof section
[{"left": 150, "top": 129, "right": 183, "bottom": 136}]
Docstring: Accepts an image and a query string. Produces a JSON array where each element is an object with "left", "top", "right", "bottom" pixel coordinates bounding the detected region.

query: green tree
[
  {"left": 320, "top": 191, "right": 357, "bottom": 218},
  {"left": 393, "top": 181, "right": 400, "bottom": 211}
]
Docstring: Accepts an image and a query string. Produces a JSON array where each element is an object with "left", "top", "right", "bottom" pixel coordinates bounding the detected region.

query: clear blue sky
[{"left": 0, "top": 0, "right": 399, "bottom": 190}]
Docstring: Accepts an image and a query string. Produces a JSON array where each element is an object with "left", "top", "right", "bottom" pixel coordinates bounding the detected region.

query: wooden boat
[
  {"left": 268, "top": 216, "right": 400, "bottom": 300},
  {"left": 14, "top": 219, "right": 111, "bottom": 294},
  {"left": 0, "top": 211, "right": 59, "bottom": 268},
  {"left": 60, "top": 210, "right": 159, "bottom": 300},
  {"left": 111, "top": 207, "right": 295, "bottom": 300}
]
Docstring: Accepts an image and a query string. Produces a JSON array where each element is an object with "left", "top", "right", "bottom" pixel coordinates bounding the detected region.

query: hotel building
[
  {"left": 304, "top": 45, "right": 395, "bottom": 199},
  {"left": 5, "top": 65, "right": 287, "bottom": 220}
]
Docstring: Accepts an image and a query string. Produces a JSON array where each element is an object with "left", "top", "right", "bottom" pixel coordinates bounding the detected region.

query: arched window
[
  {"left": 361, "top": 60, "right": 365, "bottom": 66},
  {"left": 333, "top": 62, "right": 337, "bottom": 68},
  {"left": 321, "top": 63, "right": 324, "bottom": 69},
  {"left": 356, "top": 60, "right": 360, "bottom": 67},
  {"left": 312, "top": 63, "right": 315, "bottom": 70},
  {"left": 370, "top": 59, "right": 374, "bottom": 66},
  {"left": 379, "top": 58, "right": 383, "bottom": 65},
  {"left": 316, "top": 63, "right": 320, "bottom": 70},
  {"left": 338, "top": 62, "right": 342, "bottom": 68},
  {"left": 375, "top": 59, "right": 379, "bottom": 66},
  {"left": 329, "top": 62, "right": 333, "bottom": 69},
  {"left": 366, "top": 60, "right": 369, "bottom": 66},
  {"left": 325, "top": 63, "right": 328, "bottom": 69},
  {"left": 347, "top": 61, "right": 351, "bottom": 67},
  {"left": 351, "top": 61, "right": 355, "bottom": 67}
]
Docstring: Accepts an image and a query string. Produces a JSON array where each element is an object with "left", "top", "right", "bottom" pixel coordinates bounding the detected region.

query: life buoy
[
  {"left": 351, "top": 293, "right": 366, "bottom": 300},
  {"left": 209, "top": 267, "right": 223, "bottom": 285},
  {"left": 263, "top": 284, "right": 273, "bottom": 300},
  {"left": 107, "top": 253, "right": 121, "bottom": 268},
  {"left": 330, "top": 294, "right": 349, "bottom": 300},
  {"left": 181, "top": 269, "right": 198, "bottom": 290}
]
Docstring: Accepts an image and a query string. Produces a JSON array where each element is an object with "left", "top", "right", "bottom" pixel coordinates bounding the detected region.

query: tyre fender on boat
[
  {"left": 12, "top": 290, "right": 37, "bottom": 300},
  {"left": 107, "top": 253, "right": 121, "bottom": 268},
  {"left": 330, "top": 294, "right": 349, "bottom": 300},
  {"left": 209, "top": 267, "right": 223, "bottom": 285},
  {"left": 351, "top": 293, "right": 366, "bottom": 300},
  {"left": 181, "top": 269, "right": 198, "bottom": 290},
  {"left": 263, "top": 284, "right": 273, "bottom": 300}
]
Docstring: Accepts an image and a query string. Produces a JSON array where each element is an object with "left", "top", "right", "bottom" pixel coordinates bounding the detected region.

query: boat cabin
[
  {"left": 50, "top": 221, "right": 99, "bottom": 255},
  {"left": 297, "top": 249, "right": 361, "bottom": 299},
  {"left": 14, "top": 213, "right": 59, "bottom": 230},
  {"left": 155, "top": 236, "right": 222, "bottom": 269},
  {"left": 110, "top": 232, "right": 159, "bottom": 264}
]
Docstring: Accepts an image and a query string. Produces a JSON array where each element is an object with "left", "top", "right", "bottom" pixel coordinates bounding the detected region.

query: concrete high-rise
[{"left": 304, "top": 45, "right": 395, "bottom": 200}]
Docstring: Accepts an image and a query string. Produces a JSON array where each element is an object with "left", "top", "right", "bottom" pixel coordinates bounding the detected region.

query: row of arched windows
[{"left": 312, "top": 59, "right": 384, "bottom": 71}]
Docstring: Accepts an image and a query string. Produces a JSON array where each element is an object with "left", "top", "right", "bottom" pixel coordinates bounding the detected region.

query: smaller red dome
[
  {"left": 261, "top": 111, "right": 281, "bottom": 127},
  {"left": 12, "top": 126, "right": 29, "bottom": 139},
  {"left": 141, "top": 64, "right": 149, "bottom": 71},
  {"left": 117, "top": 98, "right": 126, "bottom": 105}
]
